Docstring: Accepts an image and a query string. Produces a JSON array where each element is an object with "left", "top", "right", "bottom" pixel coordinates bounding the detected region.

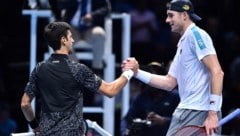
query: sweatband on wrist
[
  {"left": 122, "top": 69, "right": 134, "bottom": 80},
  {"left": 209, "top": 94, "right": 222, "bottom": 111},
  {"left": 28, "top": 118, "right": 39, "bottom": 129},
  {"left": 135, "top": 69, "right": 151, "bottom": 84}
]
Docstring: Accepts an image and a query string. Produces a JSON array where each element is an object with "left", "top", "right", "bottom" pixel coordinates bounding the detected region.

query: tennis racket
[{"left": 174, "top": 108, "right": 240, "bottom": 136}]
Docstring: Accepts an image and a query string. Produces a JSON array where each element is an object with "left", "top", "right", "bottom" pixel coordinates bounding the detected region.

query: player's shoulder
[{"left": 190, "top": 25, "right": 209, "bottom": 37}]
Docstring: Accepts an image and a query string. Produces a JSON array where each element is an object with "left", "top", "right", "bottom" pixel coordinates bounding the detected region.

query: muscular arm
[
  {"left": 202, "top": 54, "right": 224, "bottom": 135},
  {"left": 122, "top": 57, "right": 177, "bottom": 91},
  {"left": 148, "top": 73, "right": 177, "bottom": 91},
  {"left": 21, "top": 93, "right": 35, "bottom": 122},
  {"left": 202, "top": 54, "right": 224, "bottom": 95},
  {"left": 98, "top": 73, "right": 130, "bottom": 98}
]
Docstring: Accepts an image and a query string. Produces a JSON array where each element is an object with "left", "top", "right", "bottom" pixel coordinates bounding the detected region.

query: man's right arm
[
  {"left": 98, "top": 70, "right": 134, "bottom": 98},
  {"left": 122, "top": 57, "right": 177, "bottom": 91},
  {"left": 148, "top": 73, "right": 177, "bottom": 91}
]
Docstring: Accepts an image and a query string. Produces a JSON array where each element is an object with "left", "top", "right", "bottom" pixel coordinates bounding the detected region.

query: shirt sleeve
[
  {"left": 191, "top": 27, "right": 216, "bottom": 60},
  {"left": 24, "top": 67, "right": 38, "bottom": 99},
  {"left": 168, "top": 54, "right": 178, "bottom": 79},
  {"left": 75, "top": 63, "right": 102, "bottom": 92}
]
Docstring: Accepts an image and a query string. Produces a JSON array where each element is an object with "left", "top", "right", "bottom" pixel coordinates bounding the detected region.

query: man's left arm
[
  {"left": 202, "top": 54, "right": 224, "bottom": 135},
  {"left": 202, "top": 54, "right": 224, "bottom": 96}
]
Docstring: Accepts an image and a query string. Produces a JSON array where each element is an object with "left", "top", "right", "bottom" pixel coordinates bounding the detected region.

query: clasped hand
[{"left": 121, "top": 57, "right": 139, "bottom": 74}]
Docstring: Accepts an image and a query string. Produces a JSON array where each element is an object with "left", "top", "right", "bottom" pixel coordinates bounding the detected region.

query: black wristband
[{"left": 28, "top": 118, "right": 39, "bottom": 129}]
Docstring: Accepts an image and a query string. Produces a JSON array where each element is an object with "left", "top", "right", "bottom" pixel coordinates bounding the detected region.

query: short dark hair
[{"left": 43, "top": 22, "right": 71, "bottom": 50}]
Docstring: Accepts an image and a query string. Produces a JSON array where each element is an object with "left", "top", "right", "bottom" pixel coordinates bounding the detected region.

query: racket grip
[{"left": 219, "top": 108, "right": 240, "bottom": 126}]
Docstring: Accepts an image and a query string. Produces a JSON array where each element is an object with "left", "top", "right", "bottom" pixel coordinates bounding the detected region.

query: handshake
[
  {"left": 121, "top": 57, "right": 139, "bottom": 81},
  {"left": 121, "top": 57, "right": 139, "bottom": 74},
  {"left": 121, "top": 57, "right": 152, "bottom": 84}
]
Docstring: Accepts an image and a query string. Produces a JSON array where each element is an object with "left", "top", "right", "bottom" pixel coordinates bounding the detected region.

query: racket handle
[{"left": 219, "top": 108, "right": 240, "bottom": 126}]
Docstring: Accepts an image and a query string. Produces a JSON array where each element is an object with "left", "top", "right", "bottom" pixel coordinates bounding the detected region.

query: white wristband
[
  {"left": 209, "top": 94, "right": 222, "bottom": 111},
  {"left": 122, "top": 69, "right": 134, "bottom": 80},
  {"left": 134, "top": 69, "right": 151, "bottom": 84}
]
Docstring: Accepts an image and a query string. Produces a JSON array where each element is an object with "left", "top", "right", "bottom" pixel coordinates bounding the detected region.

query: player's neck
[
  {"left": 181, "top": 21, "right": 193, "bottom": 35},
  {"left": 55, "top": 49, "right": 69, "bottom": 55}
]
